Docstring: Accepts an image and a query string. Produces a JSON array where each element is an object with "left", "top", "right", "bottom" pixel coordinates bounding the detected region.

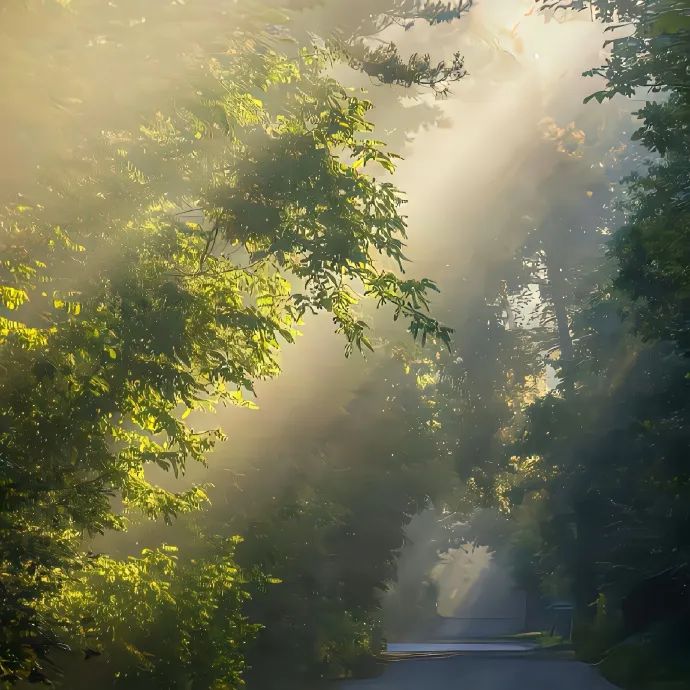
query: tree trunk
[{"left": 544, "top": 249, "right": 574, "bottom": 393}]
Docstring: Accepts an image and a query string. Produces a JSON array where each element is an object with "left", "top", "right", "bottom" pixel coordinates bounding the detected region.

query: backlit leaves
[{"left": 0, "top": 0, "right": 449, "bottom": 684}]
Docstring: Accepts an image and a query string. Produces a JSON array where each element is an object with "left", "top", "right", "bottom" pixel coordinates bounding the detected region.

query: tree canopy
[
  {"left": 0, "top": 1, "right": 456, "bottom": 685},
  {"left": 3, "top": 1, "right": 690, "bottom": 689}
]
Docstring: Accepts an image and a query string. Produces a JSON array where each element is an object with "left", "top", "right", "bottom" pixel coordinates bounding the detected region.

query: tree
[
  {"left": 213, "top": 355, "right": 457, "bottom": 689},
  {"left": 499, "top": 4, "right": 690, "bottom": 687},
  {"left": 0, "top": 1, "right": 454, "bottom": 684},
  {"left": 543, "top": 0, "right": 690, "bottom": 353}
]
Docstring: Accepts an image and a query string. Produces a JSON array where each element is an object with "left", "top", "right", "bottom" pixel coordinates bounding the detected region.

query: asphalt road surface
[{"left": 340, "top": 655, "right": 618, "bottom": 690}]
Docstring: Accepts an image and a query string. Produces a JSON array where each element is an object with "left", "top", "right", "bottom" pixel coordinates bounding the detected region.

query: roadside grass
[{"left": 499, "top": 631, "right": 567, "bottom": 649}]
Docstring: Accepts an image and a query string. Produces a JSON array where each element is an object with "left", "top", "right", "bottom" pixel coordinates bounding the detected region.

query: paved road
[{"left": 340, "top": 655, "right": 618, "bottom": 690}]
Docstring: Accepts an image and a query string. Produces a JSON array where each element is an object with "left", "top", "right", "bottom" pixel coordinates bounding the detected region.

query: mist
[
  {"left": 180, "top": 0, "right": 637, "bottom": 616},
  {"left": 128, "top": 0, "right": 634, "bottom": 496},
  {"left": 85, "top": 0, "right": 637, "bottom": 640},
  {"left": 4, "top": 1, "right": 675, "bottom": 689}
]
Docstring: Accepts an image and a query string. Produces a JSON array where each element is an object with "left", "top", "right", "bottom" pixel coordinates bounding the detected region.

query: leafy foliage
[
  {"left": 220, "top": 356, "right": 457, "bottom": 688},
  {"left": 544, "top": 1, "right": 690, "bottom": 352},
  {"left": 46, "top": 540, "right": 257, "bottom": 689},
  {"left": 0, "top": 1, "right": 452, "bottom": 684},
  {"left": 334, "top": 41, "right": 466, "bottom": 96},
  {"left": 492, "top": 3, "right": 690, "bottom": 688}
]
